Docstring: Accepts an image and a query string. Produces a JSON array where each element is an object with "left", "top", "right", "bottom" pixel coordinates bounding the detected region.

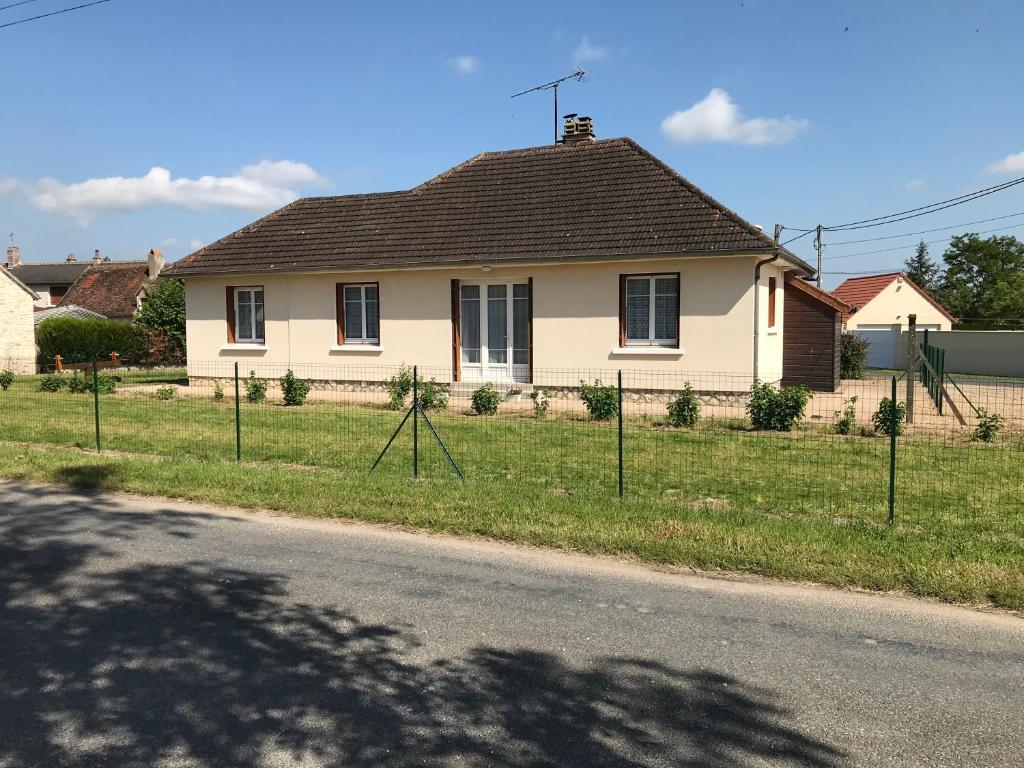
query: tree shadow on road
[{"left": 0, "top": 483, "right": 847, "bottom": 767}]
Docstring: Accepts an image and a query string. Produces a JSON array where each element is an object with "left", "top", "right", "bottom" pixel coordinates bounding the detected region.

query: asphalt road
[{"left": 1, "top": 481, "right": 1021, "bottom": 767}]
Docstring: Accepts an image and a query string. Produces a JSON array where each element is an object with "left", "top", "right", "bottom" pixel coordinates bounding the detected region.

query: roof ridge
[{"left": 411, "top": 152, "right": 487, "bottom": 192}]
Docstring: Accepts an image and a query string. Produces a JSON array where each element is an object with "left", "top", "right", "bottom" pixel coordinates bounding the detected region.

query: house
[
  {"left": 832, "top": 272, "right": 955, "bottom": 369},
  {"left": 59, "top": 248, "right": 165, "bottom": 321},
  {"left": 3, "top": 245, "right": 90, "bottom": 308},
  {"left": 782, "top": 276, "right": 851, "bottom": 391},
  {"left": 164, "top": 119, "right": 819, "bottom": 391},
  {"left": 0, "top": 265, "right": 40, "bottom": 373}
]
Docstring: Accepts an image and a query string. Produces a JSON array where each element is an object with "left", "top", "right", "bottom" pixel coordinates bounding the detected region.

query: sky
[{"left": 1, "top": 0, "right": 1023, "bottom": 289}]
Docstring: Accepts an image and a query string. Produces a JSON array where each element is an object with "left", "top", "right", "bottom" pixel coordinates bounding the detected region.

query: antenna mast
[{"left": 511, "top": 68, "right": 586, "bottom": 145}]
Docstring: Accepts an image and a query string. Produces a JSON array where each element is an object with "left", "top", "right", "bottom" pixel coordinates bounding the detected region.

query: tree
[
  {"left": 903, "top": 239, "right": 941, "bottom": 292},
  {"left": 135, "top": 278, "right": 186, "bottom": 349},
  {"left": 936, "top": 234, "right": 1024, "bottom": 329}
]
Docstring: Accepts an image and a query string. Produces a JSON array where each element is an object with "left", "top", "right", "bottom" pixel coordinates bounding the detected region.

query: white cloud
[
  {"left": 985, "top": 151, "right": 1024, "bottom": 175},
  {"left": 905, "top": 178, "right": 927, "bottom": 190},
  {"left": 188, "top": 238, "right": 205, "bottom": 251},
  {"left": 660, "top": 88, "right": 808, "bottom": 146},
  {"left": 448, "top": 55, "right": 480, "bottom": 74},
  {"left": 161, "top": 237, "right": 179, "bottom": 247},
  {"left": 0, "top": 177, "right": 25, "bottom": 195},
  {"left": 573, "top": 35, "right": 606, "bottom": 62},
  {"left": 5, "top": 161, "right": 326, "bottom": 225}
]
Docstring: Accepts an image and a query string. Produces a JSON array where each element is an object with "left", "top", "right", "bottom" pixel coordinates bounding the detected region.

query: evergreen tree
[{"left": 903, "top": 239, "right": 941, "bottom": 291}]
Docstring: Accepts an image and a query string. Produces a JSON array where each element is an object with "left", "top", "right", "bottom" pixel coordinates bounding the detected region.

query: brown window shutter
[
  {"left": 336, "top": 284, "right": 345, "bottom": 345},
  {"left": 451, "top": 279, "right": 461, "bottom": 382},
  {"left": 768, "top": 277, "right": 777, "bottom": 328},
  {"left": 674, "top": 272, "right": 681, "bottom": 345},
  {"left": 225, "top": 286, "right": 236, "bottom": 343},
  {"left": 618, "top": 274, "right": 626, "bottom": 347},
  {"left": 527, "top": 277, "right": 534, "bottom": 382}
]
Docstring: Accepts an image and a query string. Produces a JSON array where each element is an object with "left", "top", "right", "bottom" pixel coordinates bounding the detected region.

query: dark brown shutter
[
  {"left": 225, "top": 286, "right": 236, "bottom": 343},
  {"left": 618, "top": 274, "right": 626, "bottom": 347},
  {"left": 527, "top": 277, "right": 534, "bottom": 383},
  {"left": 451, "top": 279, "right": 461, "bottom": 382},
  {"left": 336, "top": 284, "right": 345, "bottom": 345},
  {"left": 768, "top": 277, "right": 777, "bottom": 328},
  {"left": 674, "top": 272, "right": 681, "bottom": 346}
]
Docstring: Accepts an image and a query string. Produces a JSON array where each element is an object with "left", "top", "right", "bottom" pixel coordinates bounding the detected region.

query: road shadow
[{"left": 0, "top": 484, "right": 847, "bottom": 767}]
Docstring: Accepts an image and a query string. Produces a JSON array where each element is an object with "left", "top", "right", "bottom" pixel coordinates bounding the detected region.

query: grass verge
[{"left": 1, "top": 440, "right": 1021, "bottom": 612}]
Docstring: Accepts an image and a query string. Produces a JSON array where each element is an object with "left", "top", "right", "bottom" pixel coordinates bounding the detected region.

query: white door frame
[{"left": 460, "top": 280, "right": 529, "bottom": 383}]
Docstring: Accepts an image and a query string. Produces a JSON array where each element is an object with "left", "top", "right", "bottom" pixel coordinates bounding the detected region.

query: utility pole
[
  {"left": 773, "top": 223, "right": 782, "bottom": 248},
  {"left": 815, "top": 224, "right": 824, "bottom": 288}
]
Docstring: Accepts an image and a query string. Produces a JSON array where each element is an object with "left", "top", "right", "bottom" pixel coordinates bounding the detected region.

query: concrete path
[{"left": 1, "top": 481, "right": 1021, "bottom": 767}]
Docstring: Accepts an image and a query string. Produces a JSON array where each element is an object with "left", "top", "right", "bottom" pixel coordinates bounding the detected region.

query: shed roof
[{"left": 831, "top": 272, "right": 955, "bottom": 323}]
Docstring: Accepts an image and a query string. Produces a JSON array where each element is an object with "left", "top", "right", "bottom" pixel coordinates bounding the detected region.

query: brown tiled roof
[
  {"left": 832, "top": 271, "right": 955, "bottom": 323},
  {"left": 59, "top": 262, "right": 155, "bottom": 319},
  {"left": 785, "top": 274, "right": 851, "bottom": 313},
  {"left": 164, "top": 137, "right": 811, "bottom": 277}
]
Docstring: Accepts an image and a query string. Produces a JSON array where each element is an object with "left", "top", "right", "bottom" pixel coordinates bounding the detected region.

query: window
[
  {"left": 621, "top": 274, "right": 679, "bottom": 346},
  {"left": 232, "top": 286, "right": 265, "bottom": 343},
  {"left": 48, "top": 285, "right": 67, "bottom": 306},
  {"left": 338, "top": 283, "right": 379, "bottom": 344},
  {"left": 768, "top": 277, "right": 777, "bottom": 329}
]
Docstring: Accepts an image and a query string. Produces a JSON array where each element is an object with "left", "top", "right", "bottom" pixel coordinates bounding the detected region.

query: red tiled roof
[
  {"left": 58, "top": 262, "right": 155, "bottom": 319},
  {"left": 164, "top": 137, "right": 812, "bottom": 277},
  {"left": 831, "top": 271, "right": 955, "bottom": 323}
]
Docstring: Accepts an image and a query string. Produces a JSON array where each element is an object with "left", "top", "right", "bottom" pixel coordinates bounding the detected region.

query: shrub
[
  {"left": 280, "top": 369, "right": 312, "bottom": 406},
  {"left": 973, "top": 409, "right": 1004, "bottom": 443},
  {"left": 529, "top": 388, "right": 551, "bottom": 418},
  {"left": 471, "top": 383, "right": 501, "bottom": 415},
  {"left": 134, "top": 278, "right": 185, "bottom": 350},
  {"left": 417, "top": 379, "right": 448, "bottom": 411},
  {"left": 666, "top": 384, "right": 701, "bottom": 428},
  {"left": 155, "top": 386, "right": 176, "bottom": 401},
  {"left": 840, "top": 333, "right": 869, "bottom": 379},
  {"left": 385, "top": 365, "right": 414, "bottom": 410},
  {"left": 245, "top": 371, "right": 267, "bottom": 404},
  {"left": 66, "top": 371, "right": 117, "bottom": 395},
  {"left": 0, "top": 370, "right": 13, "bottom": 391},
  {"left": 36, "top": 317, "right": 144, "bottom": 366},
  {"left": 38, "top": 373, "right": 65, "bottom": 392},
  {"left": 578, "top": 379, "right": 618, "bottom": 421},
  {"left": 746, "top": 381, "right": 811, "bottom": 431},
  {"left": 213, "top": 382, "right": 224, "bottom": 401},
  {"left": 871, "top": 398, "right": 906, "bottom": 436},
  {"left": 832, "top": 396, "right": 858, "bottom": 435}
]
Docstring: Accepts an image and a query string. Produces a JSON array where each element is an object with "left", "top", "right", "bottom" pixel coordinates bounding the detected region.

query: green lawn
[{"left": 1, "top": 372, "right": 1022, "bottom": 610}]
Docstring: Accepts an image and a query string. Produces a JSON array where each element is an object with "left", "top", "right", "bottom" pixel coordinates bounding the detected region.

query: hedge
[{"left": 35, "top": 317, "right": 183, "bottom": 367}]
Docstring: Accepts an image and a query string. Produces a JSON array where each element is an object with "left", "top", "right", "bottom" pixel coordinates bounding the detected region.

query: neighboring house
[
  {"left": 0, "top": 265, "right": 40, "bottom": 373},
  {"left": 33, "top": 304, "right": 107, "bottom": 326},
  {"left": 782, "top": 276, "right": 851, "bottom": 391},
  {"left": 832, "top": 272, "right": 955, "bottom": 369},
  {"left": 164, "top": 119, "right": 818, "bottom": 390},
  {"left": 59, "top": 248, "right": 165, "bottom": 321},
  {"left": 3, "top": 245, "right": 90, "bottom": 308}
]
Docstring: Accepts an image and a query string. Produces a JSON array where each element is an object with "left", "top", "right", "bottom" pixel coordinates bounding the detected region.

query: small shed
[{"left": 782, "top": 275, "right": 851, "bottom": 392}]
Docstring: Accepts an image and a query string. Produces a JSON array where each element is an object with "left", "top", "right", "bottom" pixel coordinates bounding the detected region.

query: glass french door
[{"left": 460, "top": 282, "right": 529, "bottom": 382}]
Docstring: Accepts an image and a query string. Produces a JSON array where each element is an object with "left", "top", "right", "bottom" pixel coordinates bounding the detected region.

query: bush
[
  {"left": 280, "top": 369, "right": 312, "bottom": 406},
  {"left": 579, "top": 379, "right": 618, "bottom": 421},
  {"left": 471, "top": 383, "right": 501, "bottom": 415},
  {"left": 973, "top": 409, "right": 1004, "bottom": 443},
  {"left": 38, "top": 373, "right": 64, "bottom": 392},
  {"left": 385, "top": 365, "right": 414, "bottom": 410},
  {"left": 213, "top": 382, "right": 224, "bottom": 401},
  {"left": 155, "top": 386, "right": 176, "bottom": 401},
  {"left": 65, "top": 370, "right": 117, "bottom": 395},
  {"left": 36, "top": 317, "right": 143, "bottom": 366},
  {"left": 871, "top": 398, "right": 906, "bottom": 436},
  {"left": 529, "top": 388, "right": 550, "bottom": 418},
  {"left": 832, "top": 396, "right": 858, "bottom": 435},
  {"left": 134, "top": 278, "right": 185, "bottom": 350},
  {"left": 417, "top": 379, "right": 448, "bottom": 411},
  {"left": 746, "top": 381, "right": 811, "bottom": 431},
  {"left": 245, "top": 371, "right": 267, "bottom": 404},
  {"left": 840, "top": 333, "right": 869, "bottom": 380},
  {"left": 0, "top": 370, "right": 13, "bottom": 391},
  {"left": 666, "top": 384, "right": 701, "bottom": 428}
]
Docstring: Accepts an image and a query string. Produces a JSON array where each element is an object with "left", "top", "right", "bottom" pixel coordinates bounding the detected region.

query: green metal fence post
[
  {"left": 888, "top": 375, "right": 897, "bottom": 526},
  {"left": 234, "top": 362, "right": 241, "bottom": 462},
  {"left": 412, "top": 365, "right": 419, "bottom": 478},
  {"left": 617, "top": 369, "right": 624, "bottom": 498},
  {"left": 92, "top": 359, "right": 101, "bottom": 453}
]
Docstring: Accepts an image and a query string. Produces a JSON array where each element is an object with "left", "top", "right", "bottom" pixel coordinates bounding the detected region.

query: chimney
[
  {"left": 92, "top": 249, "right": 102, "bottom": 265},
  {"left": 4, "top": 244, "right": 20, "bottom": 268},
  {"left": 66, "top": 252, "right": 77, "bottom": 263},
  {"left": 562, "top": 114, "right": 595, "bottom": 144},
  {"left": 147, "top": 247, "right": 165, "bottom": 278}
]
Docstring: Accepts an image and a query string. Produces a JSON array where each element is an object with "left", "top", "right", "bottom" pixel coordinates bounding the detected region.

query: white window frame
[
  {"left": 234, "top": 286, "right": 265, "bottom": 344},
  {"left": 341, "top": 282, "right": 380, "bottom": 345},
  {"left": 625, "top": 274, "right": 679, "bottom": 347}
]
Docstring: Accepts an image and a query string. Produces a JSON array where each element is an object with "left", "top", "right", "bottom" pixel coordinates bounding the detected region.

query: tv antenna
[{"left": 511, "top": 67, "right": 586, "bottom": 145}]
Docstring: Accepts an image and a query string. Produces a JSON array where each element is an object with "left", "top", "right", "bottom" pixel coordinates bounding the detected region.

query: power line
[
  {"left": 826, "top": 211, "right": 1024, "bottom": 245},
  {"left": 825, "top": 222, "right": 1024, "bottom": 260},
  {"left": 0, "top": 0, "right": 42, "bottom": 12},
  {"left": 780, "top": 229, "right": 814, "bottom": 246},
  {"left": 0, "top": 0, "right": 111, "bottom": 29}
]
